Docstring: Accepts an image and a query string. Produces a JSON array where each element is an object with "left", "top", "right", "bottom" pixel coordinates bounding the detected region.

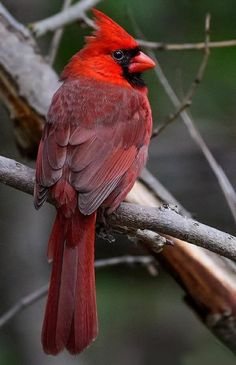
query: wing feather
[
  {"left": 79, "top": 176, "right": 123, "bottom": 215},
  {"left": 34, "top": 77, "right": 152, "bottom": 213}
]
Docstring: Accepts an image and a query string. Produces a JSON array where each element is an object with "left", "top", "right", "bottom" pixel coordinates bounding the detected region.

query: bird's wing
[{"left": 34, "top": 78, "right": 152, "bottom": 214}]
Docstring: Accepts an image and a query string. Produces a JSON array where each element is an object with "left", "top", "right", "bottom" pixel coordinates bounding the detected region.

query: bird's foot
[{"left": 97, "top": 207, "right": 116, "bottom": 243}]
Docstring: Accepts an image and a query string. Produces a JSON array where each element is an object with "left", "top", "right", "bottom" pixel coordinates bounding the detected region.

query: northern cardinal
[{"left": 34, "top": 9, "right": 155, "bottom": 355}]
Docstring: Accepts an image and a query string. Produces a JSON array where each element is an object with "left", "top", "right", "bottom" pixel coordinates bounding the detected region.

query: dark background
[{"left": 0, "top": 0, "right": 235, "bottom": 364}]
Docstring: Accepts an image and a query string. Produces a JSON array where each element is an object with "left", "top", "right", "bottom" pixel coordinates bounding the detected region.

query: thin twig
[
  {"left": 0, "top": 255, "right": 155, "bottom": 328},
  {"left": 30, "top": 0, "right": 99, "bottom": 36},
  {"left": 152, "top": 14, "right": 211, "bottom": 137},
  {"left": 184, "top": 14, "right": 211, "bottom": 102},
  {"left": 142, "top": 19, "right": 236, "bottom": 223},
  {"left": 47, "top": 0, "right": 73, "bottom": 65},
  {"left": 0, "top": 285, "right": 48, "bottom": 328},
  {"left": 152, "top": 101, "right": 191, "bottom": 137},
  {"left": 137, "top": 39, "right": 236, "bottom": 51},
  {"left": 94, "top": 255, "right": 156, "bottom": 269},
  {"left": 79, "top": 11, "right": 97, "bottom": 28},
  {"left": 30, "top": 4, "right": 236, "bottom": 54}
]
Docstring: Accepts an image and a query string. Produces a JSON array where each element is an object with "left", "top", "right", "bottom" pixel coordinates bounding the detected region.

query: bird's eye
[{"left": 112, "top": 50, "right": 125, "bottom": 61}]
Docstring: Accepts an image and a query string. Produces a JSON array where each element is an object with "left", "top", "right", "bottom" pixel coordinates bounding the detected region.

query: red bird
[{"left": 34, "top": 9, "right": 155, "bottom": 355}]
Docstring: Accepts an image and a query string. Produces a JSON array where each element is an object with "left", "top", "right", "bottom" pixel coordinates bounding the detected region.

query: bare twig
[
  {"left": 142, "top": 22, "right": 236, "bottom": 223},
  {"left": 151, "top": 101, "right": 191, "bottom": 137},
  {"left": 1, "top": 155, "right": 236, "bottom": 261},
  {"left": 185, "top": 14, "right": 211, "bottom": 100},
  {"left": 0, "top": 255, "right": 155, "bottom": 328},
  {"left": 94, "top": 255, "right": 156, "bottom": 269},
  {"left": 30, "top": 3, "right": 236, "bottom": 54},
  {"left": 30, "top": 0, "right": 99, "bottom": 37},
  {"left": 152, "top": 14, "right": 211, "bottom": 137},
  {"left": 47, "top": 0, "right": 73, "bottom": 65},
  {"left": 0, "top": 285, "right": 48, "bottom": 328},
  {"left": 137, "top": 39, "right": 236, "bottom": 51},
  {"left": 79, "top": 11, "right": 97, "bottom": 28}
]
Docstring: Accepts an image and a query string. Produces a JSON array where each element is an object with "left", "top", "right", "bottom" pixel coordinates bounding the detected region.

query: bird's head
[{"left": 62, "top": 9, "right": 155, "bottom": 88}]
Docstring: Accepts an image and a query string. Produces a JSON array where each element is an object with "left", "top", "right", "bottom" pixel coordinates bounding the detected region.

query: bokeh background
[{"left": 0, "top": 0, "right": 236, "bottom": 364}]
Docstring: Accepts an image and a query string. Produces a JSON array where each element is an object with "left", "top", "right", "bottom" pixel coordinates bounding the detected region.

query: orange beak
[{"left": 129, "top": 51, "right": 155, "bottom": 73}]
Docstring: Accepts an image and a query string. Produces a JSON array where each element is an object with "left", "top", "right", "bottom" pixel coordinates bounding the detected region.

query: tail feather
[
  {"left": 67, "top": 210, "right": 98, "bottom": 353},
  {"left": 42, "top": 214, "right": 66, "bottom": 354},
  {"left": 56, "top": 244, "right": 77, "bottom": 351},
  {"left": 42, "top": 209, "right": 97, "bottom": 355}
]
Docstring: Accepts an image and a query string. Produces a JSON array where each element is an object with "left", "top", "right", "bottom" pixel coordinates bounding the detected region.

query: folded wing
[{"left": 34, "top": 77, "right": 152, "bottom": 214}]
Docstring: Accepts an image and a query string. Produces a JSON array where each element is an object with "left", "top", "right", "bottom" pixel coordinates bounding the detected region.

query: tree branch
[
  {"left": 110, "top": 204, "right": 236, "bottom": 261},
  {"left": 0, "top": 155, "right": 236, "bottom": 261}
]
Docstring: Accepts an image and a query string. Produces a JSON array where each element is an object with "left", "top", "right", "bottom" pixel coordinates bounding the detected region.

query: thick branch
[
  {"left": 0, "top": 4, "right": 59, "bottom": 157},
  {"left": 0, "top": 155, "right": 236, "bottom": 261},
  {"left": 110, "top": 204, "right": 236, "bottom": 260},
  {"left": 0, "top": 4, "right": 59, "bottom": 114}
]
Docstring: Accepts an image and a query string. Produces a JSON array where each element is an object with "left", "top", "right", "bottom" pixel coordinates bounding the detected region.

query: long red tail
[{"left": 42, "top": 209, "right": 98, "bottom": 355}]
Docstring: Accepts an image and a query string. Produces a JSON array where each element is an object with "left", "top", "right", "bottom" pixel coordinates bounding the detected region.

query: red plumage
[{"left": 34, "top": 9, "right": 155, "bottom": 355}]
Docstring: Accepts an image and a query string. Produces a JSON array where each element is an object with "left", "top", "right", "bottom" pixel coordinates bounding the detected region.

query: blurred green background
[{"left": 0, "top": 0, "right": 236, "bottom": 364}]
